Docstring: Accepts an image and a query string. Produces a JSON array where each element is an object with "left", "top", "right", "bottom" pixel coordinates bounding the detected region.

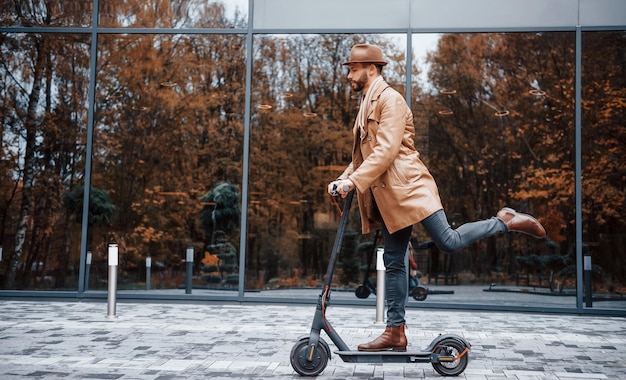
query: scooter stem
[
  {"left": 306, "top": 190, "right": 355, "bottom": 357},
  {"left": 322, "top": 190, "right": 354, "bottom": 290}
]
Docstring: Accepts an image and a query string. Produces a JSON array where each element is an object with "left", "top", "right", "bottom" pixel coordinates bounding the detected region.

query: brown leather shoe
[
  {"left": 497, "top": 207, "right": 546, "bottom": 239},
  {"left": 357, "top": 324, "right": 407, "bottom": 352}
]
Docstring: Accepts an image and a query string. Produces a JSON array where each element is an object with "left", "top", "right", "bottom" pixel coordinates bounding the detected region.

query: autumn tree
[
  {"left": 0, "top": 0, "right": 249, "bottom": 290},
  {"left": 91, "top": 10, "right": 247, "bottom": 285},
  {"left": 1, "top": 28, "right": 90, "bottom": 288},
  {"left": 420, "top": 33, "right": 574, "bottom": 277},
  {"left": 578, "top": 31, "right": 626, "bottom": 284}
]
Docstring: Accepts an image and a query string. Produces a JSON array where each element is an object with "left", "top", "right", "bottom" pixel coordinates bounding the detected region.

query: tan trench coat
[{"left": 338, "top": 79, "right": 443, "bottom": 234}]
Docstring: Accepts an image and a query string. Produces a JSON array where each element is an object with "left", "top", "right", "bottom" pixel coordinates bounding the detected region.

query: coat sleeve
[
  {"left": 349, "top": 92, "right": 407, "bottom": 192},
  {"left": 337, "top": 162, "right": 354, "bottom": 180}
]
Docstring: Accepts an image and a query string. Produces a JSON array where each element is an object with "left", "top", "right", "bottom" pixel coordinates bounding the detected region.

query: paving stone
[{"left": 0, "top": 300, "right": 624, "bottom": 379}]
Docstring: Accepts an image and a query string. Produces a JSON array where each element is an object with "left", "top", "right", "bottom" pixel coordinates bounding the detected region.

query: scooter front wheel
[
  {"left": 431, "top": 337, "right": 469, "bottom": 376},
  {"left": 290, "top": 337, "right": 330, "bottom": 376}
]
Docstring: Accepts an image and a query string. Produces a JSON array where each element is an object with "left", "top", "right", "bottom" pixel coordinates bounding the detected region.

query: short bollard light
[
  {"left": 85, "top": 251, "right": 92, "bottom": 292},
  {"left": 107, "top": 243, "right": 118, "bottom": 318},
  {"left": 0, "top": 245, "right": 3, "bottom": 261},
  {"left": 375, "top": 247, "right": 386, "bottom": 324},
  {"left": 584, "top": 254, "right": 593, "bottom": 308},
  {"left": 146, "top": 256, "right": 152, "bottom": 290},
  {"left": 185, "top": 246, "right": 194, "bottom": 294}
]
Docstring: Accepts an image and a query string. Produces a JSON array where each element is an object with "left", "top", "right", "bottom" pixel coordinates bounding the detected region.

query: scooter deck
[{"left": 335, "top": 350, "right": 445, "bottom": 364}]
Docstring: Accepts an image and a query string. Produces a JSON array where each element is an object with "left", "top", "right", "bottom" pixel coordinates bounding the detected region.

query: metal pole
[
  {"left": 185, "top": 246, "right": 193, "bottom": 294},
  {"left": 584, "top": 254, "right": 592, "bottom": 308},
  {"left": 146, "top": 256, "right": 151, "bottom": 290},
  {"left": 107, "top": 244, "right": 118, "bottom": 318},
  {"left": 84, "top": 251, "right": 92, "bottom": 292},
  {"left": 574, "top": 26, "right": 583, "bottom": 311},
  {"left": 375, "top": 247, "right": 386, "bottom": 324}
]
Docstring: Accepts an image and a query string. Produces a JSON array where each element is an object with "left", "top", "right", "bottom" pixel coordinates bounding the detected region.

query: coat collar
[
  {"left": 365, "top": 77, "right": 390, "bottom": 117},
  {"left": 368, "top": 77, "right": 389, "bottom": 100}
]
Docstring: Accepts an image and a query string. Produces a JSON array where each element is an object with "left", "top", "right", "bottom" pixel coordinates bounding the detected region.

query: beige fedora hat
[{"left": 343, "top": 44, "right": 388, "bottom": 66}]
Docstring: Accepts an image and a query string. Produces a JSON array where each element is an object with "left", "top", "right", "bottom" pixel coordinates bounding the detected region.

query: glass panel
[
  {"left": 91, "top": 34, "right": 246, "bottom": 295},
  {"left": 98, "top": 0, "right": 248, "bottom": 29},
  {"left": 0, "top": 33, "right": 90, "bottom": 290},
  {"left": 0, "top": 1, "right": 92, "bottom": 27},
  {"left": 412, "top": 32, "right": 577, "bottom": 308},
  {"left": 582, "top": 30, "right": 626, "bottom": 311},
  {"left": 246, "top": 34, "right": 407, "bottom": 299}
]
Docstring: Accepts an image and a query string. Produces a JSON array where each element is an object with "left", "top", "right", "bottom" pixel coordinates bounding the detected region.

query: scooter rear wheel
[
  {"left": 411, "top": 285, "right": 428, "bottom": 301},
  {"left": 355, "top": 284, "right": 371, "bottom": 299},
  {"left": 431, "top": 337, "right": 469, "bottom": 376},
  {"left": 290, "top": 337, "right": 329, "bottom": 376}
]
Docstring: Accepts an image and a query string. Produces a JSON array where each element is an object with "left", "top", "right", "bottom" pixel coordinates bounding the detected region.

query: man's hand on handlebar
[{"left": 328, "top": 179, "right": 355, "bottom": 198}]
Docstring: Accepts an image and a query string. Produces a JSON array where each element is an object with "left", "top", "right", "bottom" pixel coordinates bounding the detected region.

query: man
[{"left": 328, "top": 43, "right": 546, "bottom": 352}]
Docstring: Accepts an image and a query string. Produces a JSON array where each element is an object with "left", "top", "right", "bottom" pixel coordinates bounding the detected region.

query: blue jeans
[
  {"left": 381, "top": 223, "right": 412, "bottom": 327},
  {"left": 421, "top": 210, "right": 506, "bottom": 253},
  {"left": 382, "top": 210, "right": 506, "bottom": 326}
]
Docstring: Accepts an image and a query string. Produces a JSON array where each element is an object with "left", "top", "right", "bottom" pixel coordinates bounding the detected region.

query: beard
[{"left": 350, "top": 71, "right": 368, "bottom": 92}]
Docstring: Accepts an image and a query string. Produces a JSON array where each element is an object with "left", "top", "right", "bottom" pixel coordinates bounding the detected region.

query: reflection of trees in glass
[
  {"left": 92, "top": 30, "right": 246, "bottom": 287},
  {"left": 0, "top": 1, "right": 92, "bottom": 27},
  {"left": 63, "top": 187, "right": 118, "bottom": 226},
  {"left": 419, "top": 32, "right": 626, "bottom": 290},
  {"left": 2, "top": 2, "right": 624, "bottom": 296},
  {"left": 99, "top": 0, "right": 247, "bottom": 29},
  {"left": 420, "top": 33, "right": 575, "bottom": 278},
  {"left": 1, "top": 2, "right": 248, "bottom": 290},
  {"left": 198, "top": 182, "right": 240, "bottom": 289},
  {"left": 1, "top": 32, "right": 90, "bottom": 288},
  {"left": 246, "top": 34, "right": 403, "bottom": 287},
  {"left": 203, "top": 229, "right": 238, "bottom": 287},
  {"left": 200, "top": 182, "right": 240, "bottom": 245},
  {"left": 62, "top": 186, "right": 117, "bottom": 285},
  {"left": 580, "top": 31, "right": 626, "bottom": 287}
]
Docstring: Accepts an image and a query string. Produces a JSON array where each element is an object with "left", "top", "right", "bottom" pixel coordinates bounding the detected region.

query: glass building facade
[{"left": 1, "top": 0, "right": 625, "bottom": 315}]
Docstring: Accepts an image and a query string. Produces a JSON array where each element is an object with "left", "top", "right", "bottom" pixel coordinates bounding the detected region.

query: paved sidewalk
[{"left": 0, "top": 300, "right": 625, "bottom": 379}]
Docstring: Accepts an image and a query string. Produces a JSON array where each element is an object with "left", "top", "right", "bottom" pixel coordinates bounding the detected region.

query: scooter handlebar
[{"left": 330, "top": 182, "right": 350, "bottom": 196}]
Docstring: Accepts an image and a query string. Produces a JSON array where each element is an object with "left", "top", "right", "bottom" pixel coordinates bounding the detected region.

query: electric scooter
[{"left": 290, "top": 190, "right": 470, "bottom": 377}]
